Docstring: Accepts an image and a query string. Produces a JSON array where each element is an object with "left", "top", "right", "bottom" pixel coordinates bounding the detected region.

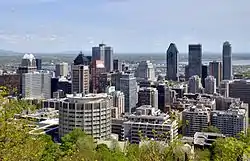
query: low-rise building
[
  {"left": 182, "top": 105, "right": 210, "bottom": 137},
  {"left": 211, "top": 102, "right": 248, "bottom": 137},
  {"left": 123, "top": 105, "right": 178, "bottom": 144}
]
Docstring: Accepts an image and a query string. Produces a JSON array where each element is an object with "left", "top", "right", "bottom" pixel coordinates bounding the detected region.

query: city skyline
[{"left": 0, "top": 0, "right": 249, "bottom": 53}]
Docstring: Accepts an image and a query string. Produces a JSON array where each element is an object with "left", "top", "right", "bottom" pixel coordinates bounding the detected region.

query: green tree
[
  {"left": 212, "top": 137, "right": 245, "bottom": 161},
  {"left": 194, "top": 149, "right": 211, "bottom": 161}
]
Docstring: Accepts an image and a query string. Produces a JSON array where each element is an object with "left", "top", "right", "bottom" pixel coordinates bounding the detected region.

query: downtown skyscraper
[
  {"left": 166, "top": 43, "right": 179, "bottom": 81},
  {"left": 222, "top": 41, "right": 232, "bottom": 80},
  {"left": 209, "top": 61, "right": 222, "bottom": 87},
  {"left": 92, "top": 44, "right": 113, "bottom": 72},
  {"left": 71, "top": 52, "right": 90, "bottom": 94},
  {"left": 188, "top": 44, "right": 202, "bottom": 78}
]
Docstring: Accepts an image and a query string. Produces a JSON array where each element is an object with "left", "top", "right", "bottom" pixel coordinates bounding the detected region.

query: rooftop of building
[
  {"left": 211, "top": 107, "right": 246, "bottom": 116},
  {"left": 58, "top": 77, "right": 71, "bottom": 83},
  {"left": 73, "top": 51, "right": 90, "bottom": 65},
  {"left": 194, "top": 132, "right": 225, "bottom": 146},
  {"left": 125, "top": 106, "right": 171, "bottom": 120},
  {"left": 183, "top": 104, "right": 211, "bottom": 113},
  {"left": 64, "top": 93, "right": 110, "bottom": 103}
]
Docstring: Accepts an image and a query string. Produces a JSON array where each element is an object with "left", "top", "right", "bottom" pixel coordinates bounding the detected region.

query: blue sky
[{"left": 0, "top": 0, "right": 249, "bottom": 53}]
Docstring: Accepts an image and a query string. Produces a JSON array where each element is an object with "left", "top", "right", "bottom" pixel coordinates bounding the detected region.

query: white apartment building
[
  {"left": 59, "top": 93, "right": 112, "bottom": 140},
  {"left": 211, "top": 103, "right": 248, "bottom": 137},
  {"left": 123, "top": 105, "right": 178, "bottom": 144},
  {"left": 182, "top": 105, "right": 210, "bottom": 137}
]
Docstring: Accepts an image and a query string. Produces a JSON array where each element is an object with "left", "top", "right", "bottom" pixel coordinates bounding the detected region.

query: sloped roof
[{"left": 73, "top": 51, "right": 90, "bottom": 65}]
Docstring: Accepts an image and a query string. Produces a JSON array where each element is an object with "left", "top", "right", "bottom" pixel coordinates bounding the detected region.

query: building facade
[
  {"left": 92, "top": 44, "right": 113, "bottom": 72},
  {"left": 211, "top": 104, "right": 248, "bottom": 137},
  {"left": 91, "top": 60, "right": 106, "bottom": 93},
  {"left": 222, "top": 41, "right": 232, "bottom": 80},
  {"left": 59, "top": 93, "right": 112, "bottom": 140},
  {"left": 55, "top": 62, "right": 69, "bottom": 78},
  {"left": 123, "top": 106, "right": 178, "bottom": 144},
  {"left": 22, "top": 71, "right": 51, "bottom": 99},
  {"left": 166, "top": 43, "right": 179, "bottom": 81},
  {"left": 136, "top": 60, "right": 155, "bottom": 81},
  {"left": 113, "top": 59, "right": 122, "bottom": 71},
  {"left": 111, "top": 91, "right": 125, "bottom": 118},
  {"left": 209, "top": 61, "right": 222, "bottom": 87},
  {"left": 120, "top": 73, "right": 137, "bottom": 113},
  {"left": 71, "top": 65, "right": 89, "bottom": 94},
  {"left": 138, "top": 87, "right": 158, "bottom": 108},
  {"left": 205, "top": 76, "right": 216, "bottom": 94},
  {"left": 188, "top": 75, "right": 202, "bottom": 94},
  {"left": 182, "top": 105, "right": 210, "bottom": 137},
  {"left": 188, "top": 44, "right": 202, "bottom": 78}
]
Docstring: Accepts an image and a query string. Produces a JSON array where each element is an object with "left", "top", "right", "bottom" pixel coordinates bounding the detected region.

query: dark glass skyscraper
[
  {"left": 222, "top": 41, "right": 232, "bottom": 80},
  {"left": 202, "top": 65, "right": 208, "bottom": 88},
  {"left": 166, "top": 43, "right": 179, "bottom": 81},
  {"left": 36, "top": 58, "right": 42, "bottom": 70},
  {"left": 92, "top": 44, "right": 113, "bottom": 72},
  {"left": 188, "top": 44, "right": 202, "bottom": 78}
]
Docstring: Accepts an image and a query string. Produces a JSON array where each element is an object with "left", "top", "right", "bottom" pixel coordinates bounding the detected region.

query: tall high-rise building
[
  {"left": 104, "top": 46, "right": 113, "bottom": 72},
  {"left": 18, "top": 54, "right": 37, "bottom": 74},
  {"left": 205, "top": 76, "right": 216, "bottom": 94},
  {"left": 91, "top": 60, "right": 106, "bottom": 93},
  {"left": 92, "top": 44, "right": 105, "bottom": 62},
  {"left": 113, "top": 59, "right": 121, "bottom": 71},
  {"left": 18, "top": 54, "right": 38, "bottom": 94},
  {"left": 111, "top": 91, "right": 125, "bottom": 118},
  {"left": 55, "top": 62, "right": 69, "bottom": 78},
  {"left": 166, "top": 43, "right": 179, "bottom": 81},
  {"left": 209, "top": 61, "right": 222, "bottom": 87},
  {"left": 59, "top": 93, "right": 112, "bottom": 140},
  {"left": 111, "top": 72, "right": 122, "bottom": 90},
  {"left": 201, "top": 65, "right": 208, "bottom": 88},
  {"left": 35, "top": 58, "right": 42, "bottom": 70},
  {"left": 185, "top": 65, "right": 189, "bottom": 81},
  {"left": 222, "top": 41, "right": 232, "bottom": 80},
  {"left": 71, "top": 54, "right": 90, "bottom": 94},
  {"left": 92, "top": 44, "right": 113, "bottom": 72},
  {"left": 188, "top": 44, "right": 202, "bottom": 77},
  {"left": 188, "top": 75, "right": 202, "bottom": 94},
  {"left": 120, "top": 73, "right": 137, "bottom": 113},
  {"left": 156, "top": 83, "right": 168, "bottom": 112},
  {"left": 22, "top": 71, "right": 51, "bottom": 99},
  {"left": 135, "top": 60, "right": 155, "bottom": 81},
  {"left": 138, "top": 87, "right": 158, "bottom": 108}
]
